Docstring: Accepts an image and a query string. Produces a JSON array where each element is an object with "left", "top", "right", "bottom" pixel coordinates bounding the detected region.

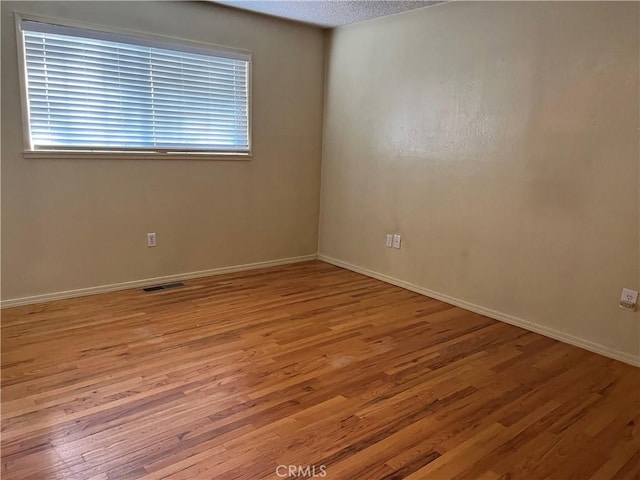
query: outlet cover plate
[
  {"left": 619, "top": 288, "right": 638, "bottom": 311},
  {"left": 147, "top": 232, "right": 157, "bottom": 247}
]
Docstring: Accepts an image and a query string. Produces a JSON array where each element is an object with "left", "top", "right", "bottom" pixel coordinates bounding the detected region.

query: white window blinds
[{"left": 20, "top": 20, "right": 250, "bottom": 153}]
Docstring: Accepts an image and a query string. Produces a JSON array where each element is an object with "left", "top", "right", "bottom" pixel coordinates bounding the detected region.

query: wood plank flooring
[{"left": 2, "top": 260, "right": 639, "bottom": 479}]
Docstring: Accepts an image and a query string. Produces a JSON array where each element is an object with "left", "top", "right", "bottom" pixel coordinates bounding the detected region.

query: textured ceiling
[{"left": 212, "top": 1, "right": 446, "bottom": 28}]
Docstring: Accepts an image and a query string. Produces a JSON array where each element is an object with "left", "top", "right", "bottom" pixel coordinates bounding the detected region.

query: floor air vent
[{"left": 142, "top": 282, "right": 185, "bottom": 292}]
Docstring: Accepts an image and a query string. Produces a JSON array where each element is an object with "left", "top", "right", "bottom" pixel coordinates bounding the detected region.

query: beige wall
[
  {"left": 319, "top": 2, "right": 640, "bottom": 361},
  {"left": 2, "top": 1, "right": 638, "bottom": 363},
  {"left": 1, "top": 1, "right": 324, "bottom": 300}
]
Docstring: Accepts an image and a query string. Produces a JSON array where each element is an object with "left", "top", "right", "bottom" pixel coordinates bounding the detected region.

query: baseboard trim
[
  {"left": 1, "top": 254, "right": 318, "bottom": 309},
  {"left": 318, "top": 255, "right": 640, "bottom": 367}
]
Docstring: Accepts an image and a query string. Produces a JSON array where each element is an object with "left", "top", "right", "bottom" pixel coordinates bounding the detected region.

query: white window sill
[{"left": 22, "top": 150, "right": 252, "bottom": 161}]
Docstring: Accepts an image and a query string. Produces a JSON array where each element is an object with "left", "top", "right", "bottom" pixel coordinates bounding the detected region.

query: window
[{"left": 17, "top": 17, "right": 251, "bottom": 158}]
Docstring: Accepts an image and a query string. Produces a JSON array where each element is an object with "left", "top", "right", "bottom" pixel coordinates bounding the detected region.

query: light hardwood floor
[{"left": 2, "top": 261, "right": 639, "bottom": 479}]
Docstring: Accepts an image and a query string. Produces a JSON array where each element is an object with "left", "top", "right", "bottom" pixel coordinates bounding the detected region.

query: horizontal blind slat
[
  {"left": 21, "top": 20, "right": 250, "bottom": 61},
  {"left": 30, "top": 123, "right": 248, "bottom": 132},
  {"left": 27, "top": 87, "right": 248, "bottom": 105},
  {"left": 25, "top": 38, "right": 245, "bottom": 68},
  {"left": 25, "top": 55, "right": 248, "bottom": 83}
]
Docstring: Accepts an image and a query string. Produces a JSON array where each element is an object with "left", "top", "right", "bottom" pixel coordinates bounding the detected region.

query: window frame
[{"left": 15, "top": 12, "right": 253, "bottom": 161}]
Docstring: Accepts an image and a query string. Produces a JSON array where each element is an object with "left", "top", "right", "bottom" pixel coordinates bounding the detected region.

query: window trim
[{"left": 15, "top": 12, "right": 253, "bottom": 160}]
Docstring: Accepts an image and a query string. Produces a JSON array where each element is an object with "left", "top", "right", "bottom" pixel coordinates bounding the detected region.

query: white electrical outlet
[
  {"left": 385, "top": 234, "right": 393, "bottom": 248},
  {"left": 619, "top": 288, "right": 638, "bottom": 311},
  {"left": 392, "top": 234, "right": 401, "bottom": 249},
  {"left": 147, "top": 232, "right": 157, "bottom": 247}
]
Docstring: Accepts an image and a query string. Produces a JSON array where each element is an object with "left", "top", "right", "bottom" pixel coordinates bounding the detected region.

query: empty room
[{"left": 1, "top": 0, "right": 638, "bottom": 478}]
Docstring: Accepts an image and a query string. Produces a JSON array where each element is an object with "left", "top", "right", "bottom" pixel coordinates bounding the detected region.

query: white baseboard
[
  {"left": 318, "top": 255, "right": 640, "bottom": 367},
  {"left": 1, "top": 254, "right": 318, "bottom": 309}
]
